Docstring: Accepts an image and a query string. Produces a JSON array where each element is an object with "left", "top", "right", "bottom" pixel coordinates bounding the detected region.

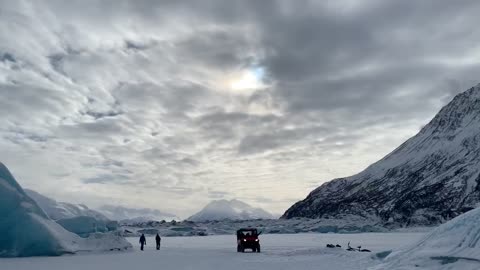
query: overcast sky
[{"left": 1, "top": 0, "right": 480, "bottom": 218}]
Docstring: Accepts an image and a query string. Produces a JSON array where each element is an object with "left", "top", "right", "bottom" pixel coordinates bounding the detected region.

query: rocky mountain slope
[
  {"left": 188, "top": 199, "right": 274, "bottom": 222},
  {"left": 283, "top": 84, "right": 480, "bottom": 226}
]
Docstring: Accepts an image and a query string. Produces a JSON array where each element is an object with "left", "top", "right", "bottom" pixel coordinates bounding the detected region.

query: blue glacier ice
[
  {"left": 57, "top": 216, "right": 109, "bottom": 237},
  {"left": 0, "top": 162, "right": 75, "bottom": 257},
  {"left": 373, "top": 207, "right": 480, "bottom": 269},
  {"left": 0, "top": 162, "right": 132, "bottom": 257}
]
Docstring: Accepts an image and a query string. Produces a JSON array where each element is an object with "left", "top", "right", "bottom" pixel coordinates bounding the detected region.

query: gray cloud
[
  {"left": 82, "top": 174, "right": 131, "bottom": 185},
  {"left": 1, "top": 0, "right": 479, "bottom": 218}
]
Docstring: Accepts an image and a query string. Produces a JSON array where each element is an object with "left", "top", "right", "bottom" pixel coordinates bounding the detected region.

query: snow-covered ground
[{"left": 0, "top": 232, "right": 426, "bottom": 270}]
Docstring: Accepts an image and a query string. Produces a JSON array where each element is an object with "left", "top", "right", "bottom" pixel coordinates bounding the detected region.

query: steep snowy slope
[
  {"left": 0, "top": 162, "right": 131, "bottom": 257},
  {"left": 283, "top": 84, "right": 480, "bottom": 226},
  {"left": 25, "top": 189, "right": 108, "bottom": 221},
  {"left": 373, "top": 207, "right": 480, "bottom": 269},
  {"left": 188, "top": 199, "right": 274, "bottom": 222}
]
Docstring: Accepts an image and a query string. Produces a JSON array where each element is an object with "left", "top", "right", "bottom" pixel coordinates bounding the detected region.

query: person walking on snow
[
  {"left": 139, "top": 234, "right": 146, "bottom": 251},
  {"left": 155, "top": 233, "right": 161, "bottom": 250}
]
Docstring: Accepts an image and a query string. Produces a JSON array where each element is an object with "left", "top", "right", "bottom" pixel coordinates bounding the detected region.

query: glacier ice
[
  {"left": 57, "top": 216, "right": 109, "bottom": 237},
  {"left": 25, "top": 189, "right": 119, "bottom": 236},
  {"left": 373, "top": 207, "right": 480, "bottom": 269},
  {"left": 0, "top": 162, "right": 132, "bottom": 257},
  {"left": 0, "top": 162, "right": 76, "bottom": 257}
]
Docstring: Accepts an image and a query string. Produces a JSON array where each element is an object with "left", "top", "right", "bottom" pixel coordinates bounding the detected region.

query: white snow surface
[
  {"left": 0, "top": 232, "right": 426, "bottom": 270},
  {"left": 188, "top": 199, "right": 274, "bottom": 222},
  {"left": 372, "top": 207, "right": 480, "bottom": 270},
  {"left": 0, "top": 162, "right": 132, "bottom": 257}
]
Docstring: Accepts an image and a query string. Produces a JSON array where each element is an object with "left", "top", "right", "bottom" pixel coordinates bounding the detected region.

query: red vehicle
[{"left": 236, "top": 228, "right": 261, "bottom": 253}]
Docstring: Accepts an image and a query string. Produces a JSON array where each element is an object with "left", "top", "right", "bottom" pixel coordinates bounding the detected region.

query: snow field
[{"left": 0, "top": 232, "right": 426, "bottom": 270}]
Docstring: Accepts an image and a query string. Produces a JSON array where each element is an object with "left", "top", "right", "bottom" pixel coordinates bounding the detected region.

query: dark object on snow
[
  {"left": 155, "top": 233, "right": 161, "bottom": 250},
  {"left": 236, "top": 228, "right": 261, "bottom": 253},
  {"left": 375, "top": 250, "right": 393, "bottom": 259},
  {"left": 356, "top": 245, "right": 371, "bottom": 252},
  {"left": 346, "top": 242, "right": 371, "bottom": 252},
  {"left": 336, "top": 244, "right": 342, "bottom": 248},
  {"left": 139, "top": 234, "right": 146, "bottom": 251},
  {"left": 326, "top": 244, "right": 336, "bottom": 248}
]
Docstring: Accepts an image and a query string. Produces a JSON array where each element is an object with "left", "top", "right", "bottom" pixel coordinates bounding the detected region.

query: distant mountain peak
[
  {"left": 283, "top": 83, "right": 480, "bottom": 226},
  {"left": 188, "top": 199, "right": 274, "bottom": 222}
]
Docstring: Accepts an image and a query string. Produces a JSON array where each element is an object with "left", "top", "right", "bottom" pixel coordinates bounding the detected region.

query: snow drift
[
  {"left": 373, "top": 207, "right": 480, "bottom": 269},
  {"left": 188, "top": 199, "right": 274, "bottom": 222},
  {"left": 0, "top": 162, "right": 132, "bottom": 257}
]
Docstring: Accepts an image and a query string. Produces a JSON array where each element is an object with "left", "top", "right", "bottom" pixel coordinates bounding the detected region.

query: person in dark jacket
[
  {"left": 139, "top": 234, "right": 146, "bottom": 251},
  {"left": 155, "top": 233, "right": 161, "bottom": 250}
]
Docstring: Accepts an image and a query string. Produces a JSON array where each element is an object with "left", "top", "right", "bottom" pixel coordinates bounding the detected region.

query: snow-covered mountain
[
  {"left": 283, "top": 84, "right": 480, "bottom": 226},
  {"left": 99, "top": 205, "right": 178, "bottom": 222},
  {"left": 25, "top": 189, "right": 108, "bottom": 221},
  {"left": 188, "top": 199, "right": 274, "bottom": 222}
]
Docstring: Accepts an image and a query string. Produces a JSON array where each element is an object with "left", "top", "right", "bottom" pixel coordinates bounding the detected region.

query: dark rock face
[{"left": 282, "top": 85, "right": 480, "bottom": 226}]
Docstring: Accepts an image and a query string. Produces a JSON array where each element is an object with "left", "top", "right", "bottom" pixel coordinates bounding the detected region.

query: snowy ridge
[
  {"left": 188, "top": 199, "right": 274, "bottom": 222},
  {"left": 25, "top": 189, "right": 108, "bottom": 221},
  {"left": 283, "top": 84, "right": 480, "bottom": 226}
]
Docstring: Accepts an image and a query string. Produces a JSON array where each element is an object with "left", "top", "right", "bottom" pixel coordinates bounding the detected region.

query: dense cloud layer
[{"left": 1, "top": 0, "right": 479, "bottom": 217}]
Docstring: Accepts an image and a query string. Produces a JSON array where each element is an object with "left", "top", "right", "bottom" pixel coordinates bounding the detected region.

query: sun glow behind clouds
[{"left": 229, "top": 67, "right": 266, "bottom": 91}]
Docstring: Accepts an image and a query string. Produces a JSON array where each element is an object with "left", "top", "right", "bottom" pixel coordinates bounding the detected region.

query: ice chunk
[
  {"left": 0, "top": 162, "right": 76, "bottom": 257},
  {"left": 57, "top": 216, "right": 109, "bottom": 237},
  {"left": 0, "top": 162, "right": 132, "bottom": 257},
  {"left": 373, "top": 207, "right": 480, "bottom": 269}
]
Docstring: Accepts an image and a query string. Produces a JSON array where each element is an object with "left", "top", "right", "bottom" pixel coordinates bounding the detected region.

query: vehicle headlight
[
  {"left": 255, "top": 239, "right": 259, "bottom": 242},
  {"left": 243, "top": 239, "right": 246, "bottom": 241}
]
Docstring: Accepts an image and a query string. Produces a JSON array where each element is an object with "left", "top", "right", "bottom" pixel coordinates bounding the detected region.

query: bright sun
[{"left": 229, "top": 68, "right": 265, "bottom": 91}]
